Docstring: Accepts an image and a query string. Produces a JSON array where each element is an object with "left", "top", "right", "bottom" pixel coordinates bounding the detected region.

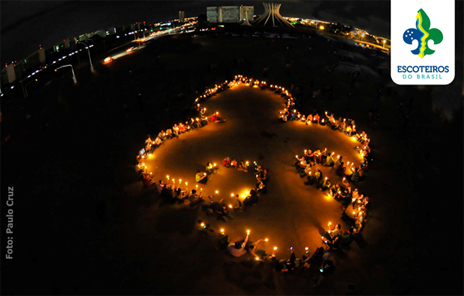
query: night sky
[{"left": 1, "top": 0, "right": 391, "bottom": 65}]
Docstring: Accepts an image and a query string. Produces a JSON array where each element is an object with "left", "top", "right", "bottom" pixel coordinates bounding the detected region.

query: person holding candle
[
  {"left": 333, "top": 156, "right": 342, "bottom": 171},
  {"left": 325, "top": 152, "right": 334, "bottom": 167},
  {"left": 304, "top": 149, "right": 314, "bottom": 163},
  {"left": 321, "top": 179, "right": 331, "bottom": 191},
  {"left": 157, "top": 180, "right": 165, "bottom": 194},
  {"left": 228, "top": 231, "right": 250, "bottom": 257},
  {"left": 256, "top": 180, "right": 266, "bottom": 194},
  {"left": 177, "top": 122, "right": 186, "bottom": 133},
  {"left": 248, "top": 239, "right": 267, "bottom": 260},
  {"left": 325, "top": 113, "right": 336, "bottom": 126},
  {"left": 237, "top": 160, "right": 248, "bottom": 172},
  {"left": 304, "top": 164, "right": 313, "bottom": 177},
  {"left": 281, "top": 112, "right": 288, "bottom": 122},
  {"left": 328, "top": 224, "right": 342, "bottom": 239},
  {"left": 222, "top": 157, "right": 231, "bottom": 167},
  {"left": 341, "top": 177, "right": 350, "bottom": 189},
  {"left": 172, "top": 124, "right": 179, "bottom": 136},
  {"left": 243, "top": 189, "right": 259, "bottom": 208},
  {"left": 195, "top": 170, "right": 208, "bottom": 184},
  {"left": 210, "top": 112, "right": 226, "bottom": 123},
  {"left": 295, "top": 155, "right": 307, "bottom": 167},
  {"left": 165, "top": 128, "right": 173, "bottom": 138},
  {"left": 321, "top": 148, "right": 328, "bottom": 164},
  {"left": 230, "top": 159, "right": 237, "bottom": 167},
  {"left": 351, "top": 219, "right": 363, "bottom": 235},
  {"left": 233, "top": 194, "right": 243, "bottom": 212},
  {"left": 313, "top": 113, "right": 320, "bottom": 124},
  {"left": 331, "top": 120, "right": 340, "bottom": 130},
  {"left": 306, "top": 114, "right": 313, "bottom": 124},
  {"left": 313, "top": 149, "right": 322, "bottom": 164},
  {"left": 329, "top": 183, "right": 340, "bottom": 198},
  {"left": 145, "top": 141, "right": 152, "bottom": 153},
  {"left": 153, "top": 136, "right": 162, "bottom": 148},
  {"left": 142, "top": 172, "right": 154, "bottom": 187},
  {"left": 314, "top": 168, "right": 323, "bottom": 189},
  {"left": 175, "top": 185, "right": 189, "bottom": 202},
  {"left": 206, "top": 162, "right": 215, "bottom": 174},
  {"left": 188, "top": 189, "right": 204, "bottom": 206},
  {"left": 145, "top": 135, "right": 152, "bottom": 146},
  {"left": 344, "top": 163, "right": 354, "bottom": 179},
  {"left": 158, "top": 130, "right": 167, "bottom": 142}
]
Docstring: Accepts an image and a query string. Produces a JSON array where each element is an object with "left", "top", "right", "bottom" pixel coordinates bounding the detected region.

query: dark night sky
[{"left": 0, "top": 0, "right": 391, "bottom": 65}]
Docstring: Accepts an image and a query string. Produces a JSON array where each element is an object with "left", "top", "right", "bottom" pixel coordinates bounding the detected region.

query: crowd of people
[
  {"left": 135, "top": 80, "right": 232, "bottom": 186},
  {"left": 217, "top": 229, "right": 340, "bottom": 287},
  {"left": 144, "top": 158, "right": 270, "bottom": 223},
  {"left": 133, "top": 75, "right": 371, "bottom": 289}
]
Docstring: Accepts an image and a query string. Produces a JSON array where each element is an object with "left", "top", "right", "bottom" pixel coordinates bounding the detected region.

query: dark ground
[{"left": 1, "top": 24, "right": 463, "bottom": 295}]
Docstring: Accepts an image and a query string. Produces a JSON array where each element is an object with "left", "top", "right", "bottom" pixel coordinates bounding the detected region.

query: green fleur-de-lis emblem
[{"left": 403, "top": 9, "right": 443, "bottom": 58}]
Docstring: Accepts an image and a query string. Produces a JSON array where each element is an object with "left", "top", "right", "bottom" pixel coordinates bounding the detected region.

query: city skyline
[{"left": 1, "top": 0, "right": 391, "bottom": 65}]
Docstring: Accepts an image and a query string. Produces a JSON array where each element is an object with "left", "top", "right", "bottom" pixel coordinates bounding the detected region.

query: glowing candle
[
  {"left": 220, "top": 228, "right": 224, "bottom": 234},
  {"left": 215, "top": 190, "right": 219, "bottom": 194},
  {"left": 247, "top": 230, "right": 250, "bottom": 235},
  {"left": 265, "top": 238, "right": 268, "bottom": 242},
  {"left": 274, "top": 247, "right": 278, "bottom": 251},
  {"left": 231, "top": 193, "right": 234, "bottom": 197},
  {"left": 255, "top": 257, "right": 260, "bottom": 261},
  {"left": 185, "top": 182, "right": 188, "bottom": 186},
  {"left": 229, "top": 204, "right": 232, "bottom": 208},
  {"left": 166, "top": 175, "right": 169, "bottom": 180}
]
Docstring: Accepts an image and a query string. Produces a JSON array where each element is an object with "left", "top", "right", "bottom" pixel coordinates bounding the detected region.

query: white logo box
[{"left": 391, "top": 0, "right": 455, "bottom": 85}]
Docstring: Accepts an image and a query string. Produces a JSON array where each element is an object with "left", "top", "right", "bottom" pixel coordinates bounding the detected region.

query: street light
[
  {"left": 77, "top": 41, "right": 94, "bottom": 72},
  {"left": 55, "top": 64, "right": 77, "bottom": 84}
]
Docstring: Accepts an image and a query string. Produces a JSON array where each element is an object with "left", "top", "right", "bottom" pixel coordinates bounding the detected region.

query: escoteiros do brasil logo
[
  {"left": 403, "top": 9, "right": 443, "bottom": 59},
  {"left": 397, "top": 8, "right": 448, "bottom": 80},
  {"left": 391, "top": 0, "right": 454, "bottom": 85}
]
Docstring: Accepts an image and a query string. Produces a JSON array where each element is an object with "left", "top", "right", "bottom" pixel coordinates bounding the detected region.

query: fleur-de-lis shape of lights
[{"left": 403, "top": 9, "right": 443, "bottom": 59}]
